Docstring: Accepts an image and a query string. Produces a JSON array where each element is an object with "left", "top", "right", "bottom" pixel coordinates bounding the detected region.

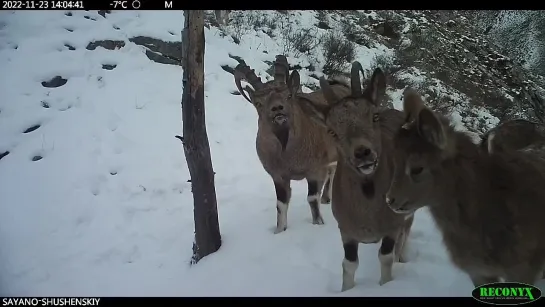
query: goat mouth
[
  {"left": 390, "top": 202, "right": 413, "bottom": 215},
  {"left": 272, "top": 114, "right": 288, "bottom": 125},
  {"left": 356, "top": 160, "right": 378, "bottom": 175}
]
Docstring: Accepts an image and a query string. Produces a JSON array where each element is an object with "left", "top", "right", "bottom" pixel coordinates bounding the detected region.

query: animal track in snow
[
  {"left": 23, "top": 124, "right": 41, "bottom": 134},
  {"left": 64, "top": 44, "right": 76, "bottom": 51},
  {"left": 0, "top": 151, "right": 10, "bottom": 161},
  {"left": 102, "top": 64, "right": 117, "bottom": 70},
  {"left": 41, "top": 76, "right": 67, "bottom": 88}
]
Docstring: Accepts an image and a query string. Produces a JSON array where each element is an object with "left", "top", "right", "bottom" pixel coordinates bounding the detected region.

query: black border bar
[{"left": 0, "top": 296, "right": 492, "bottom": 307}]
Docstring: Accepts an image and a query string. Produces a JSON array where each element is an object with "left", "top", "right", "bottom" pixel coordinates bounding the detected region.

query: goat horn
[
  {"left": 320, "top": 77, "right": 339, "bottom": 104},
  {"left": 234, "top": 63, "right": 263, "bottom": 103},
  {"left": 350, "top": 61, "right": 365, "bottom": 97},
  {"left": 274, "top": 55, "right": 289, "bottom": 83}
]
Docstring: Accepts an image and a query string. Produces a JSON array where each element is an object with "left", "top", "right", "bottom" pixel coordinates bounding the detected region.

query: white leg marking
[
  {"left": 487, "top": 131, "right": 496, "bottom": 154},
  {"left": 327, "top": 171, "right": 334, "bottom": 198},
  {"left": 274, "top": 201, "right": 288, "bottom": 234},
  {"left": 342, "top": 258, "right": 358, "bottom": 292},
  {"left": 379, "top": 252, "right": 395, "bottom": 285}
]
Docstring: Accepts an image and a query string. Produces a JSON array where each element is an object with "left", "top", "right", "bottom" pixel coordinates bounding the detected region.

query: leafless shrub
[
  {"left": 411, "top": 76, "right": 452, "bottom": 115},
  {"left": 229, "top": 11, "right": 247, "bottom": 44},
  {"left": 340, "top": 21, "right": 372, "bottom": 47},
  {"left": 316, "top": 10, "right": 332, "bottom": 29},
  {"left": 321, "top": 31, "right": 356, "bottom": 76},
  {"left": 284, "top": 27, "right": 321, "bottom": 57},
  {"left": 375, "top": 10, "right": 405, "bottom": 37}
]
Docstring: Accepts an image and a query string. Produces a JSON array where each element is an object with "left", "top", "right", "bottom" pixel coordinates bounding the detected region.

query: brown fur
[
  {"left": 298, "top": 61, "right": 415, "bottom": 291},
  {"left": 386, "top": 89, "right": 545, "bottom": 286},
  {"left": 480, "top": 119, "right": 545, "bottom": 158},
  {"left": 234, "top": 55, "right": 350, "bottom": 234}
]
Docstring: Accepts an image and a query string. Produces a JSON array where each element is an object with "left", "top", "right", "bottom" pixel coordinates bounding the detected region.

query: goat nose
[
  {"left": 385, "top": 196, "right": 395, "bottom": 206},
  {"left": 271, "top": 105, "right": 284, "bottom": 112},
  {"left": 354, "top": 146, "right": 372, "bottom": 160}
]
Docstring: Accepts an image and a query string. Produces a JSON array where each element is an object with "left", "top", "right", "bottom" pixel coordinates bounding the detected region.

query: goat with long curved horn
[
  {"left": 231, "top": 54, "right": 352, "bottom": 235},
  {"left": 234, "top": 63, "right": 264, "bottom": 103}
]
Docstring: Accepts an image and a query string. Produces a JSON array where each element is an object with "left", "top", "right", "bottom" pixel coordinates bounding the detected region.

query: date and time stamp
[{"left": 1, "top": 0, "right": 145, "bottom": 10}]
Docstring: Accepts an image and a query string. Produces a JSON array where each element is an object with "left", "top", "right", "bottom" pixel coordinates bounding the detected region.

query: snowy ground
[{"left": 0, "top": 10, "right": 543, "bottom": 297}]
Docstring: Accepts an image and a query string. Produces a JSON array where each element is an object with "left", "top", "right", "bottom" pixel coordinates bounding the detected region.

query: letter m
[{"left": 164, "top": 1, "right": 172, "bottom": 8}]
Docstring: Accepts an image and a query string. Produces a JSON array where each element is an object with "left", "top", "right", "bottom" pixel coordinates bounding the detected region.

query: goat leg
[
  {"left": 395, "top": 213, "right": 415, "bottom": 263},
  {"left": 273, "top": 179, "right": 291, "bottom": 234},
  {"left": 321, "top": 164, "right": 336, "bottom": 204},
  {"left": 504, "top": 265, "right": 542, "bottom": 285},
  {"left": 307, "top": 178, "right": 325, "bottom": 225},
  {"left": 378, "top": 235, "right": 396, "bottom": 285},
  {"left": 468, "top": 273, "right": 501, "bottom": 287},
  {"left": 341, "top": 236, "right": 359, "bottom": 292}
]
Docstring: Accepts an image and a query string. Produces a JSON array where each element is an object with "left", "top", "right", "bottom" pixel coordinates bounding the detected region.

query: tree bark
[{"left": 180, "top": 10, "right": 221, "bottom": 264}]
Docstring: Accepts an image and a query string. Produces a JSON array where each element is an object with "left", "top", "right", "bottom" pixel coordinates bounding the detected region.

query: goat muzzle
[
  {"left": 356, "top": 159, "right": 378, "bottom": 175},
  {"left": 272, "top": 113, "right": 288, "bottom": 125}
]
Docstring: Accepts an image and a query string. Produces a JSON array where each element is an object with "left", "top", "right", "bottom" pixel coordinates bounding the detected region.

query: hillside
[
  {"left": 0, "top": 10, "right": 544, "bottom": 296},
  {"left": 471, "top": 10, "right": 545, "bottom": 79}
]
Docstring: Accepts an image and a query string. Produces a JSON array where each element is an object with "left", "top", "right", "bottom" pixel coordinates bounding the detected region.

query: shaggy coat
[
  {"left": 298, "top": 62, "right": 414, "bottom": 291},
  {"left": 234, "top": 55, "right": 349, "bottom": 233},
  {"left": 480, "top": 119, "right": 545, "bottom": 155},
  {"left": 386, "top": 89, "right": 545, "bottom": 286}
]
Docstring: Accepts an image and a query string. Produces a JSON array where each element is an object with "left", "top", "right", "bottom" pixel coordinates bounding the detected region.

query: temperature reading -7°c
[{"left": 111, "top": 0, "right": 128, "bottom": 8}]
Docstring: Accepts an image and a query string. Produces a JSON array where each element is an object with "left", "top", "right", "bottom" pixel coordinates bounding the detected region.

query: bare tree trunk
[{"left": 179, "top": 10, "right": 221, "bottom": 264}]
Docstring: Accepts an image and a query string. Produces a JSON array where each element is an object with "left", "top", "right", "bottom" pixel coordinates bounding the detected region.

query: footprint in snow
[
  {"left": 0, "top": 151, "right": 10, "bottom": 161},
  {"left": 102, "top": 64, "right": 117, "bottom": 70},
  {"left": 41, "top": 76, "right": 67, "bottom": 88},
  {"left": 23, "top": 124, "right": 41, "bottom": 134}
]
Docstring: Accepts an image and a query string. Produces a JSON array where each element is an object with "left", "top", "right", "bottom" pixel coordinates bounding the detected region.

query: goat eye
[
  {"left": 410, "top": 166, "right": 424, "bottom": 176},
  {"left": 373, "top": 113, "right": 380, "bottom": 122},
  {"left": 327, "top": 129, "right": 337, "bottom": 137}
]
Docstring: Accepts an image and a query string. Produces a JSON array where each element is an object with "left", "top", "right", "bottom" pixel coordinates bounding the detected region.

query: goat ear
[
  {"left": 298, "top": 99, "right": 329, "bottom": 127},
  {"left": 287, "top": 70, "right": 301, "bottom": 96},
  {"left": 364, "top": 68, "right": 386, "bottom": 106},
  {"left": 319, "top": 77, "right": 339, "bottom": 105},
  {"left": 416, "top": 108, "right": 447, "bottom": 150},
  {"left": 401, "top": 88, "right": 424, "bottom": 127}
]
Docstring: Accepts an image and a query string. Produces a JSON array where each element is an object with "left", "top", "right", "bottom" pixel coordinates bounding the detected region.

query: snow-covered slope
[
  {"left": 474, "top": 10, "right": 545, "bottom": 79},
  {"left": 0, "top": 10, "right": 543, "bottom": 296}
]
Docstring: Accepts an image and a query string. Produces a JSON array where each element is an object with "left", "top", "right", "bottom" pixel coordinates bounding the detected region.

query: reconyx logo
[{"left": 472, "top": 282, "right": 542, "bottom": 305}]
